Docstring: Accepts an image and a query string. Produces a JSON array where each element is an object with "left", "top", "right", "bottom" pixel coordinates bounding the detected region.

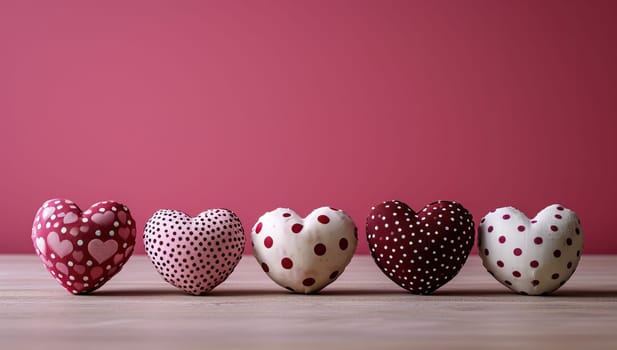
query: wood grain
[{"left": 1, "top": 255, "right": 616, "bottom": 349}]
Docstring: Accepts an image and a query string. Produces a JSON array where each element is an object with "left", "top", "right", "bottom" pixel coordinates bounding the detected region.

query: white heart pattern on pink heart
[
  {"left": 87, "top": 239, "right": 119, "bottom": 264},
  {"left": 35, "top": 237, "right": 46, "bottom": 255},
  {"left": 91, "top": 211, "right": 115, "bottom": 225},
  {"left": 46, "top": 232, "right": 73, "bottom": 258},
  {"left": 478, "top": 204, "right": 583, "bottom": 295},
  {"left": 32, "top": 199, "right": 136, "bottom": 294},
  {"left": 144, "top": 208, "right": 245, "bottom": 295},
  {"left": 252, "top": 207, "right": 358, "bottom": 294}
]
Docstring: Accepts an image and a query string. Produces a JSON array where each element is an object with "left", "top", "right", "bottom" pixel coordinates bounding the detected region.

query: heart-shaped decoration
[
  {"left": 144, "top": 208, "right": 245, "bottom": 295},
  {"left": 31, "top": 199, "right": 136, "bottom": 294},
  {"left": 477, "top": 204, "right": 583, "bottom": 295},
  {"left": 252, "top": 207, "right": 357, "bottom": 294},
  {"left": 366, "top": 200, "right": 475, "bottom": 294}
]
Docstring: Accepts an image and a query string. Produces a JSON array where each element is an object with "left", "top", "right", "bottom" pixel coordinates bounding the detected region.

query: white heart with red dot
[
  {"left": 478, "top": 204, "right": 583, "bottom": 295},
  {"left": 252, "top": 207, "right": 357, "bottom": 294}
]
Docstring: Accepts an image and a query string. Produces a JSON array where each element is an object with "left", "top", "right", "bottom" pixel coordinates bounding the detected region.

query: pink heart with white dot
[
  {"left": 478, "top": 204, "right": 583, "bottom": 295},
  {"left": 251, "top": 207, "right": 357, "bottom": 294}
]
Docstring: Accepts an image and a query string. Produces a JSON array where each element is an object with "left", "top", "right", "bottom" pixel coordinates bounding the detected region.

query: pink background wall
[{"left": 1, "top": 0, "right": 616, "bottom": 255}]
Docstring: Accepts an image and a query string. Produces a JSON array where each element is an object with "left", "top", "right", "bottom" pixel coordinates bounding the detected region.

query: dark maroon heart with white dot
[{"left": 366, "top": 200, "right": 475, "bottom": 294}]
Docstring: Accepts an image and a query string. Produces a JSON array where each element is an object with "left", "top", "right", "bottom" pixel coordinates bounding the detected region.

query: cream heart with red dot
[
  {"left": 252, "top": 207, "right": 357, "bottom": 294},
  {"left": 31, "top": 199, "right": 136, "bottom": 294},
  {"left": 478, "top": 204, "right": 583, "bottom": 295}
]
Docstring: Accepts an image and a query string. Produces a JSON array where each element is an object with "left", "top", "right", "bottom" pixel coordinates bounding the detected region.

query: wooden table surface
[{"left": 1, "top": 254, "right": 616, "bottom": 349}]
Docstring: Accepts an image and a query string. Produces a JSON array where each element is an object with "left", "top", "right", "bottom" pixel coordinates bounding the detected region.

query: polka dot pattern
[
  {"left": 144, "top": 208, "right": 245, "bottom": 295},
  {"left": 251, "top": 207, "right": 357, "bottom": 294},
  {"left": 366, "top": 200, "right": 475, "bottom": 295},
  {"left": 314, "top": 243, "right": 327, "bottom": 256},
  {"left": 317, "top": 215, "right": 330, "bottom": 224},
  {"left": 281, "top": 257, "right": 293, "bottom": 269},
  {"left": 478, "top": 204, "right": 583, "bottom": 295},
  {"left": 31, "top": 199, "right": 136, "bottom": 294}
]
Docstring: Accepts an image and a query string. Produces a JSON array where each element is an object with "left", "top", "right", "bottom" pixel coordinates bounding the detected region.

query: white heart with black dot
[{"left": 478, "top": 204, "right": 583, "bottom": 295}]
